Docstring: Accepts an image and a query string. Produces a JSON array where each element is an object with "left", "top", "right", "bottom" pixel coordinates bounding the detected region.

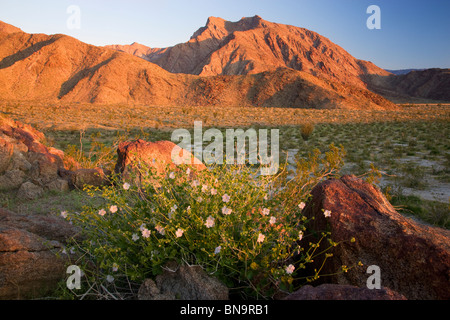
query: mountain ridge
[
  {"left": 0, "top": 19, "right": 397, "bottom": 109},
  {"left": 106, "top": 15, "right": 391, "bottom": 90}
]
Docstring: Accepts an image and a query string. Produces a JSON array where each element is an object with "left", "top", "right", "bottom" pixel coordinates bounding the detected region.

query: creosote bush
[{"left": 62, "top": 144, "right": 346, "bottom": 300}]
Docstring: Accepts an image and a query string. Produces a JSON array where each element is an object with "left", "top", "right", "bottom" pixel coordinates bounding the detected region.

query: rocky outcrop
[
  {"left": 115, "top": 139, "right": 206, "bottom": 182},
  {"left": 138, "top": 263, "right": 229, "bottom": 300},
  {"left": 0, "top": 116, "right": 78, "bottom": 199},
  {"left": 0, "top": 208, "right": 80, "bottom": 299},
  {"left": 284, "top": 284, "right": 406, "bottom": 300},
  {"left": 302, "top": 175, "right": 450, "bottom": 300}
]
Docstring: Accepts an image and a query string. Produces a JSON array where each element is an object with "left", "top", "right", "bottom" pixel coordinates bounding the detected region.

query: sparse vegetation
[
  {"left": 1, "top": 102, "right": 448, "bottom": 228},
  {"left": 59, "top": 146, "right": 347, "bottom": 300}
]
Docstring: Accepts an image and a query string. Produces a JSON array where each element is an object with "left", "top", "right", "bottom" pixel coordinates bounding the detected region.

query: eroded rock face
[
  {"left": 302, "top": 175, "right": 450, "bottom": 300},
  {"left": 284, "top": 284, "right": 406, "bottom": 300},
  {"left": 0, "top": 208, "right": 80, "bottom": 299},
  {"left": 115, "top": 139, "right": 206, "bottom": 182}
]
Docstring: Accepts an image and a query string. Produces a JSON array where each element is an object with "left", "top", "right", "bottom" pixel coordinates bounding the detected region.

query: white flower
[
  {"left": 261, "top": 208, "right": 270, "bottom": 216},
  {"left": 98, "top": 209, "right": 106, "bottom": 216},
  {"left": 205, "top": 216, "right": 215, "bottom": 228},
  {"left": 70, "top": 247, "right": 76, "bottom": 254},
  {"left": 112, "top": 263, "right": 119, "bottom": 272},
  {"left": 139, "top": 223, "right": 146, "bottom": 231},
  {"left": 222, "top": 194, "right": 230, "bottom": 203},
  {"left": 141, "top": 228, "right": 151, "bottom": 238},
  {"left": 155, "top": 225, "right": 165, "bottom": 235},
  {"left": 257, "top": 233, "right": 265, "bottom": 243},
  {"left": 175, "top": 228, "right": 184, "bottom": 238},
  {"left": 197, "top": 196, "right": 203, "bottom": 203},
  {"left": 106, "top": 275, "right": 114, "bottom": 283},
  {"left": 285, "top": 264, "right": 295, "bottom": 275},
  {"left": 110, "top": 205, "right": 118, "bottom": 213},
  {"left": 298, "top": 231, "right": 303, "bottom": 241},
  {"left": 169, "top": 172, "right": 175, "bottom": 179},
  {"left": 191, "top": 180, "right": 200, "bottom": 188},
  {"left": 186, "top": 168, "right": 191, "bottom": 176},
  {"left": 210, "top": 188, "right": 217, "bottom": 195},
  {"left": 214, "top": 246, "right": 222, "bottom": 255},
  {"left": 187, "top": 206, "right": 191, "bottom": 211},
  {"left": 324, "top": 210, "right": 332, "bottom": 218},
  {"left": 61, "top": 248, "right": 67, "bottom": 255},
  {"left": 222, "top": 206, "right": 232, "bottom": 215},
  {"left": 60, "top": 211, "right": 68, "bottom": 219},
  {"left": 298, "top": 202, "right": 306, "bottom": 210},
  {"left": 269, "top": 216, "right": 276, "bottom": 225},
  {"left": 170, "top": 204, "right": 178, "bottom": 213},
  {"left": 201, "top": 184, "right": 208, "bottom": 193},
  {"left": 132, "top": 233, "right": 139, "bottom": 241},
  {"left": 123, "top": 182, "right": 130, "bottom": 190}
]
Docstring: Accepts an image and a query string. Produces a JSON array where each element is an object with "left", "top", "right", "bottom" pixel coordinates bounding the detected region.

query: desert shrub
[
  {"left": 61, "top": 145, "right": 346, "bottom": 300},
  {"left": 300, "top": 123, "right": 315, "bottom": 141}
]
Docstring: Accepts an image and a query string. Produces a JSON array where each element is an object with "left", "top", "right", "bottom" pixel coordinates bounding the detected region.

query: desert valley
[{"left": 0, "top": 12, "right": 449, "bottom": 303}]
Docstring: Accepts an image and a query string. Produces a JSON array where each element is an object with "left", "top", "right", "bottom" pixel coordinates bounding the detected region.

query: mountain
[
  {"left": 0, "top": 19, "right": 396, "bottom": 109},
  {"left": 107, "top": 15, "right": 391, "bottom": 90},
  {"left": 365, "top": 68, "right": 450, "bottom": 102}
]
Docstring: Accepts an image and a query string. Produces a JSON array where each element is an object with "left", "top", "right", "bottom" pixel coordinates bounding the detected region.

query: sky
[{"left": 0, "top": 0, "right": 449, "bottom": 70}]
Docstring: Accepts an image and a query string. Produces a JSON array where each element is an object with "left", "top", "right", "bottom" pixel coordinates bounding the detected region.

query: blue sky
[{"left": 1, "top": 0, "right": 449, "bottom": 69}]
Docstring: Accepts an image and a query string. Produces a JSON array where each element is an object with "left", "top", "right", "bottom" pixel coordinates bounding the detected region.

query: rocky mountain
[
  {"left": 0, "top": 19, "right": 396, "bottom": 109},
  {"left": 107, "top": 15, "right": 391, "bottom": 90},
  {"left": 365, "top": 68, "right": 450, "bottom": 102}
]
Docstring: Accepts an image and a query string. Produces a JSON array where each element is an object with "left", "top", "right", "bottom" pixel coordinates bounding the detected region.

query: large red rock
[
  {"left": 0, "top": 208, "right": 80, "bottom": 299},
  {"left": 115, "top": 139, "right": 206, "bottom": 181},
  {"left": 302, "top": 175, "right": 450, "bottom": 300}
]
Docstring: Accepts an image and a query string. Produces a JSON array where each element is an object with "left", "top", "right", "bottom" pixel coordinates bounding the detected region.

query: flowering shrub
[{"left": 63, "top": 144, "right": 345, "bottom": 299}]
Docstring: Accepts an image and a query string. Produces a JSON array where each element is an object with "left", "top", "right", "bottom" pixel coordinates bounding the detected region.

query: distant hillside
[{"left": 365, "top": 68, "right": 450, "bottom": 102}]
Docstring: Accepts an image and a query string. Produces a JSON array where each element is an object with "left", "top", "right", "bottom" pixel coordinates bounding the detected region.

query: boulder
[
  {"left": 0, "top": 228, "right": 67, "bottom": 299},
  {"left": 70, "top": 167, "right": 110, "bottom": 190},
  {"left": 284, "top": 284, "right": 406, "bottom": 300},
  {"left": 0, "top": 169, "right": 26, "bottom": 191},
  {"left": 0, "top": 208, "right": 81, "bottom": 243},
  {"left": 302, "top": 175, "right": 450, "bottom": 300},
  {"left": 45, "top": 179, "right": 70, "bottom": 193},
  {"left": 16, "top": 181, "right": 44, "bottom": 200},
  {"left": 28, "top": 153, "right": 61, "bottom": 185},
  {"left": 0, "top": 208, "right": 80, "bottom": 299},
  {"left": 115, "top": 139, "right": 206, "bottom": 182},
  {"left": 138, "top": 263, "right": 229, "bottom": 300}
]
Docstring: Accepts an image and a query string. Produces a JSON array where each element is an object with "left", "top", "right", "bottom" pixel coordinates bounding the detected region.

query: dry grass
[{"left": 1, "top": 102, "right": 449, "bottom": 132}]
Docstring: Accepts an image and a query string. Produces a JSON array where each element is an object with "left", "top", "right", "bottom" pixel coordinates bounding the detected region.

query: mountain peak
[
  {"left": 191, "top": 15, "right": 268, "bottom": 41},
  {"left": 205, "top": 16, "right": 226, "bottom": 26}
]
